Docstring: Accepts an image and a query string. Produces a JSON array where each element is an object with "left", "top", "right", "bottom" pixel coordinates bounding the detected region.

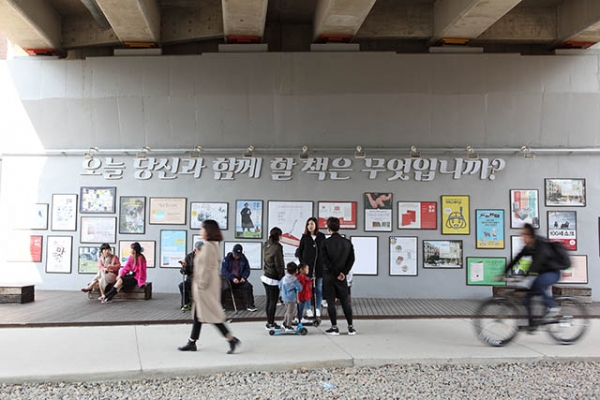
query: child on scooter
[
  {"left": 296, "top": 263, "right": 313, "bottom": 324},
  {"left": 279, "top": 262, "right": 302, "bottom": 331}
]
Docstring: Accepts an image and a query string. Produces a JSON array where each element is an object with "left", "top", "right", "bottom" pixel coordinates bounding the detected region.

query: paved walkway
[{"left": 1, "top": 318, "right": 599, "bottom": 384}]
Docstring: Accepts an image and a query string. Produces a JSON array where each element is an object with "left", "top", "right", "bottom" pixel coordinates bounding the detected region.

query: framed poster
[
  {"left": 317, "top": 201, "right": 357, "bottom": 229},
  {"left": 545, "top": 178, "right": 586, "bottom": 207},
  {"left": 559, "top": 255, "right": 588, "bottom": 284},
  {"left": 224, "top": 241, "right": 263, "bottom": 270},
  {"left": 7, "top": 233, "right": 43, "bottom": 262},
  {"left": 475, "top": 209, "right": 505, "bottom": 249},
  {"left": 466, "top": 257, "right": 507, "bottom": 286},
  {"left": 441, "top": 195, "right": 470, "bottom": 235},
  {"left": 389, "top": 236, "right": 417, "bottom": 276},
  {"left": 80, "top": 187, "right": 116, "bottom": 214},
  {"left": 149, "top": 197, "right": 187, "bottom": 225},
  {"left": 235, "top": 200, "right": 263, "bottom": 239},
  {"left": 511, "top": 235, "right": 531, "bottom": 275},
  {"left": 51, "top": 194, "right": 77, "bottom": 231},
  {"left": 160, "top": 230, "right": 187, "bottom": 268},
  {"left": 268, "top": 201, "right": 313, "bottom": 264},
  {"left": 80, "top": 217, "right": 117, "bottom": 243},
  {"left": 364, "top": 192, "right": 393, "bottom": 232},
  {"left": 397, "top": 201, "right": 437, "bottom": 230},
  {"left": 510, "top": 189, "right": 539, "bottom": 228},
  {"left": 78, "top": 245, "right": 114, "bottom": 274},
  {"left": 119, "top": 196, "right": 146, "bottom": 234},
  {"left": 548, "top": 211, "right": 577, "bottom": 250},
  {"left": 423, "top": 240, "right": 463, "bottom": 269},
  {"left": 46, "top": 236, "right": 72, "bottom": 274},
  {"left": 13, "top": 203, "right": 48, "bottom": 230},
  {"left": 192, "top": 234, "right": 203, "bottom": 250},
  {"left": 119, "top": 240, "right": 156, "bottom": 268},
  {"left": 350, "top": 236, "right": 378, "bottom": 275},
  {"left": 191, "top": 202, "right": 228, "bottom": 230}
]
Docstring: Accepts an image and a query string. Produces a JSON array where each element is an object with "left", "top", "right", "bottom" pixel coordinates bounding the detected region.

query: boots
[
  {"left": 102, "top": 287, "right": 118, "bottom": 303},
  {"left": 227, "top": 337, "right": 241, "bottom": 354},
  {"left": 178, "top": 340, "right": 197, "bottom": 352}
]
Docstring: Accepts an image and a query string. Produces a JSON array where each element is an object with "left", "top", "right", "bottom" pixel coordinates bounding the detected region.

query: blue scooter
[{"left": 269, "top": 323, "right": 308, "bottom": 336}]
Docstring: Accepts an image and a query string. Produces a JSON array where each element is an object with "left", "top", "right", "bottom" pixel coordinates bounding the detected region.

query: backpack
[{"left": 549, "top": 241, "right": 571, "bottom": 270}]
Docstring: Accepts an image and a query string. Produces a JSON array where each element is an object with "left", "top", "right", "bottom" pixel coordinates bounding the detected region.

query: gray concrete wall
[{"left": 1, "top": 52, "right": 599, "bottom": 299}]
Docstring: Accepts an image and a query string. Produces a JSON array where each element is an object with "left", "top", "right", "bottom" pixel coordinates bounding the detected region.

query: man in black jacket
[
  {"left": 179, "top": 241, "right": 203, "bottom": 311},
  {"left": 321, "top": 217, "right": 356, "bottom": 336}
]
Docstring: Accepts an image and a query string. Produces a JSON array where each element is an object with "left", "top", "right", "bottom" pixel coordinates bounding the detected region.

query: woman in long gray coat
[{"left": 178, "top": 219, "right": 240, "bottom": 354}]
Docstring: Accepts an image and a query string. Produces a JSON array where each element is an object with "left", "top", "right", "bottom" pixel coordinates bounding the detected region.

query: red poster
[
  {"left": 420, "top": 202, "right": 437, "bottom": 229},
  {"left": 30, "top": 236, "right": 43, "bottom": 262}
]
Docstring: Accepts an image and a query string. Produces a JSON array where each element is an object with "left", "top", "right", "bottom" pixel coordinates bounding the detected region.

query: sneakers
[
  {"left": 265, "top": 323, "right": 282, "bottom": 331},
  {"left": 348, "top": 326, "right": 357, "bottom": 336},
  {"left": 283, "top": 325, "right": 294, "bottom": 332},
  {"left": 325, "top": 327, "right": 340, "bottom": 336},
  {"left": 181, "top": 303, "right": 191, "bottom": 311},
  {"left": 292, "top": 318, "right": 299, "bottom": 325},
  {"left": 305, "top": 309, "right": 314, "bottom": 318},
  {"left": 300, "top": 318, "right": 310, "bottom": 324},
  {"left": 247, "top": 306, "right": 258, "bottom": 312},
  {"left": 227, "top": 337, "right": 241, "bottom": 354},
  {"left": 178, "top": 340, "right": 197, "bottom": 351},
  {"left": 315, "top": 309, "right": 321, "bottom": 317},
  {"left": 321, "top": 300, "right": 328, "bottom": 308}
]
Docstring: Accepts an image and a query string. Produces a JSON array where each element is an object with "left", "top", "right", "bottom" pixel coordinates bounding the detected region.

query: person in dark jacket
[
  {"left": 178, "top": 241, "right": 203, "bottom": 311},
  {"left": 261, "top": 227, "right": 285, "bottom": 330},
  {"left": 321, "top": 217, "right": 356, "bottom": 336},
  {"left": 505, "top": 223, "right": 562, "bottom": 326},
  {"left": 295, "top": 217, "right": 326, "bottom": 317},
  {"left": 221, "top": 244, "right": 257, "bottom": 312}
]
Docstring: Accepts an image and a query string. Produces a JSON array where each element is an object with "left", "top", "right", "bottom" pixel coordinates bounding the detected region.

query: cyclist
[{"left": 505, "top": 223, "right": 562, "bottom": 329}]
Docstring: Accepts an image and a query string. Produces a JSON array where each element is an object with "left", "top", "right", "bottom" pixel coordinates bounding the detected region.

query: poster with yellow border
[{"left": 441, "top": 195, "right": 470, "bottom": 235}]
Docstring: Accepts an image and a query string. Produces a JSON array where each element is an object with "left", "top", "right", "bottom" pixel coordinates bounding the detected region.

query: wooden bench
[
  {"left": 88, "top": 282, "right": 152, "bottom": 301},
  {"left": 222, "top": 286, "right": 248, "bottom": 310},
  {"left": 0, "top": 285, "right": 35, "bottom": 304},
  {"left": 552, "top": 285, "right": 592, "bottom": 304}
]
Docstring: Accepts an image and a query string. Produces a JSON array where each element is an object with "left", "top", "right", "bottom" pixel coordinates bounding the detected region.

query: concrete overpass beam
[
  {"left": 161, "top": 0, "right": 223, "bottom": 44},
  {"left": 432, "top": 0, "right": 522, "bottom": 44},
  {"left": 476, "top": 6, "right": 555, "bottom": 43},
  {"left": 314, "top": 0, "right": 377, "bottom": 41},
  {"left": 94, "top": 0, "right": 160, "bottom": 44},
  {"left": 0, "top": 0, "right": 62, "bottom": 52},
  {"left": 222, "top": 0, "right": 268, "bottom": 41},
  {"left": 356, "top": 2, "right": 432, "bottom": 39},
  {"left": 556, "top": 0, "right": 600, "bottom": 46}
]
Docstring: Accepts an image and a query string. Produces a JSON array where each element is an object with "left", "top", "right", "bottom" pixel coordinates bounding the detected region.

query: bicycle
[{"left": 474, "top": 277, "right": 589, "bottom": 347}]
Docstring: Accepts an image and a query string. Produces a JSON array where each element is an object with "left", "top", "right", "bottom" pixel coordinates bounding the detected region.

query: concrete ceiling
[{"left": 0, "top": 0, "right": 599, "bottom": 57}]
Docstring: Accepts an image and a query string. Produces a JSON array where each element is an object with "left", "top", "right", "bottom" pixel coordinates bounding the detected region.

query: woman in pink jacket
[{"left": 101, "top": 242, "right": 147, "bottom": 303}]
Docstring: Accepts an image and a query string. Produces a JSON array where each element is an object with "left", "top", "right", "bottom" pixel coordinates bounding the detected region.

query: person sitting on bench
[
  {"left": 81, "top": 243, "right": 120, "bottom": 299},
  {"left": 101, "top": 242, "right": 147, "bottom": 303},
  {"left": 221, "top": 244, "right": 257, "bottom": 312},
  {"left": 179, "top": 241, "right": 203, "bottom": 311}
]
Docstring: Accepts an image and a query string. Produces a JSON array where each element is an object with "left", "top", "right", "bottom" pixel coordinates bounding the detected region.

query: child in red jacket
[{"left": 296, "top": 263, "right": 313, "bottom": 324}]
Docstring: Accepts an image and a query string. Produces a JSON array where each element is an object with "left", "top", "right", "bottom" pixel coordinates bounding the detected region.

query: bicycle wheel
[
  {"left": 546, "top": 297, "right": 589, "bottom": 345},
  {"left": 474, "top": 298, "right": 521, "bottom": 347}
]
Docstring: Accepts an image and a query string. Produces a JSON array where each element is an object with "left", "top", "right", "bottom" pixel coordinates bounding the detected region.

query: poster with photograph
[
  {"left": 559, "top": 255, "right": 588, "bottom": 284},
  {"left": 224, "top": 241, "right": 262, "bottom": 270},
  {"left": 80, "top": 187, "right": 116, "bottom": 214},
  {"left": 423, "top": 240, "right": 463, "bottom": 269},
  {"left": 397, "top": 201, "right": 437, "bottom": 230},
  {"left": 191, "top": 202, "right": 228, "bottom": 230},
  {"left": 511, "top": 235, "right": 531, "bottom": 275},
  {"left": 364, "top": 192, "right": 393, "bottom": 232},
  {"left": 548, "top": 211, "right": 577, "bottom": 250},
  {"left": 80, "top": 217, "right": 117, "bottom": 243},
  {"left": 510, "top": 189, "right": 539, "bottom": 228},
  {"left": 51, "top": 194, "right": 77, "bottom": 231},
  {"left": 389, "top": 236, "right": 417, "bottom": 276},
  {"left": 119, "top": 240, "right": 156, "bottom": 268},
  {"left": 149, "top": 198, "right": 186, "bottom": 225},
  {"left": 475, "top": 209, "right": 505, "bottom": 249},
  {"left": 119, "top": 196, "right": 145, "bottom": 234},
  {"left": 160, "top": 230, "right": 187, "bottom": 268},
  {"left": 318, "top": 201, "right": 357, "bottom": 229},
  {"left": 235, "top": 200, "right": 263, "bottom": 239},
  {"left": 46, "top": 236, "right": 72, "bottom": 273},
  {"left": 78, "top": 245, "right": 114, "bottom": 274},
  {"left": 441, "top": 195, "right": 470, "bottom": 235},
  {"left": 545, "top": 178, "right": 586, "bottom": 207},
  {"left": 466, "top": 257, "right": 507, "bottom": 286},
  {"left": 268, "top": 201, "right": 313, "bottom": 264}
]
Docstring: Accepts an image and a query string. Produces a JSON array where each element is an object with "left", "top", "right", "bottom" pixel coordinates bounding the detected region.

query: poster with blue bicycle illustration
[
  {"left": 441, "top": 195, "right": 470, "bottom": 235},
  {"left": 475, "top": 209, "right": 505, "bottom": 249}
]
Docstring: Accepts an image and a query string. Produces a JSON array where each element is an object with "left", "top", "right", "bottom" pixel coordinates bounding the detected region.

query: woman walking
[
  {"left": 295, "top": 217, "right": 326, "bottom": 317},
  {"left": 262, "top": 227, "right": 285, "bottom": 330},
  {"left": 178, "top": 220, "right": 240, "bottom": 354}
]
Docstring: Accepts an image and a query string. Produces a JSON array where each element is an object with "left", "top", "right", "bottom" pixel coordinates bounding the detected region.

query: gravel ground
[{"left": 1, "top": 361, "right": 599, "bottom": 399}]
